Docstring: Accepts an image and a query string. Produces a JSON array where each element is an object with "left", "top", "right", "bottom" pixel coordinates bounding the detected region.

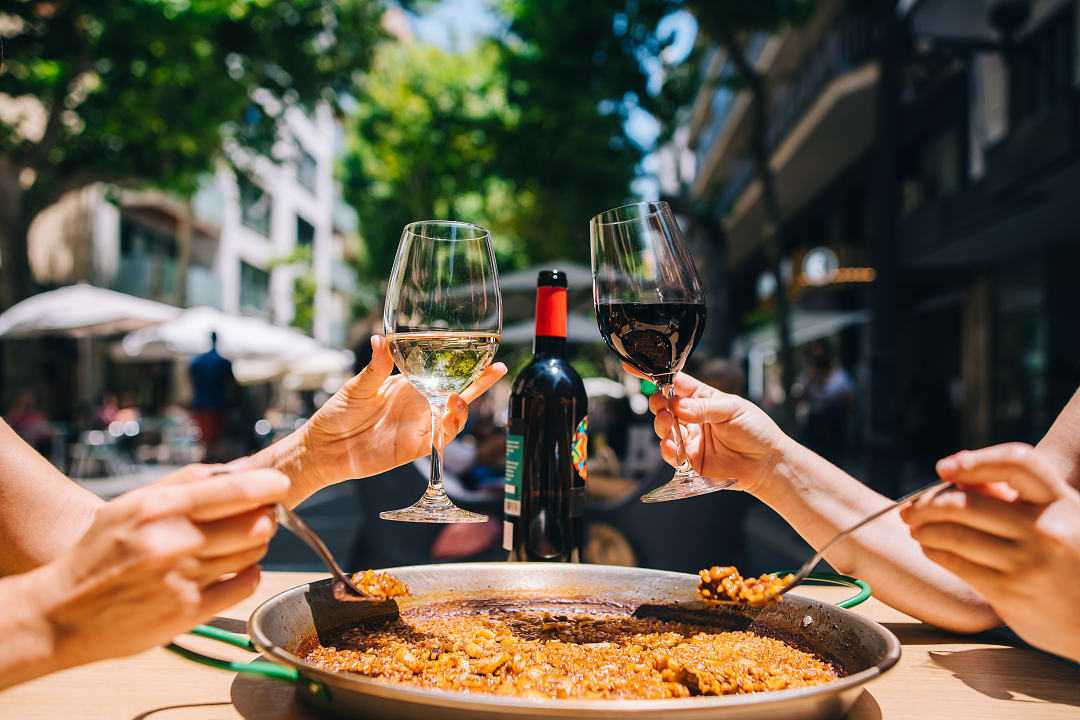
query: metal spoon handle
[
  {"left": 275, "top": 504, "right": 363, "bottom": 596},
  {"left": 784, "top": 480, "right": 954, "bottom": 592}
]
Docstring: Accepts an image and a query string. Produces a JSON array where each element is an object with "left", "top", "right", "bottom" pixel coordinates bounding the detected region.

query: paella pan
[{"left": 174, "top": 563, "right": 900, "bottom": 719}]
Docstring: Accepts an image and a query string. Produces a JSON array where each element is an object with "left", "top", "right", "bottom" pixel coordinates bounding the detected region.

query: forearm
[
  {"left": 755, "top": 439, "right": 1000, "bottom": 633},
  {"left": 1035, "top": 385, "right": 1080, "bottom": 489},
  {"left": 0, "top": 568, "right": 61, "bottom": 690},
  {"left": 227, "top": 427, "right": 324, "bottom": 508},
  {"left": 0, "top": 421, "right": 100, "bottom": 575}
]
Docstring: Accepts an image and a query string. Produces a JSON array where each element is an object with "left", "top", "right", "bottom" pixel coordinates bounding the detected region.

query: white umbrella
[
  {"left": 122, "top": 306, "right": 316, "bottom": 361},
  {"left": 501, "top": 312, "right": 603, "bottom": 345},
  {"left": 120, "top": 306, "right": 354, "bottom": 386},
  {"left": 0, "top": 283, "right": 180, "bottom": 338}
]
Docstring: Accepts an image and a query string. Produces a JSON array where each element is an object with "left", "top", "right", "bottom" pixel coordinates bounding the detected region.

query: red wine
[
  {"left": 596, "top": 301, "right": 707, "bottom": 380},
  {"left": 505, "top": 270, "right": 588, "bottom": 562}
]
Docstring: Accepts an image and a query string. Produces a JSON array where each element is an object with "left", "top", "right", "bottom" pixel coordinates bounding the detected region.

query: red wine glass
[{"left": 590, "top": 201, "right": 733, "bottom": 502}]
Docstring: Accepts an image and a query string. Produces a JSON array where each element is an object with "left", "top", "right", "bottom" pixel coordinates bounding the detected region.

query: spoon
[
  {"left": 706, "top": 480, "right": 955, "bottom": 606},
  {"left": 274, "top": 504, "right": 368, "bottom": 601}
]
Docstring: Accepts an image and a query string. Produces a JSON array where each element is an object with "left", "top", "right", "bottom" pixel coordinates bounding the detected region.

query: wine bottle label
[
  {"left": 503, "top": 433, "right": 523, "bottom": 518},
  {"left": 571, "top": 416, "right": 588, "bottom": 481}
]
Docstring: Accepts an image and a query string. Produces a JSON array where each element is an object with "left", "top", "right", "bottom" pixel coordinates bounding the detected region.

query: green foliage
[
  {"left": 0, "top": 0, "right": 384, "bottom": 306},
  {"left": 493, "top": 0, "right": 678, "bottom": 262},
  {"left": 342, "top": 0, "right": 681, "bottom": 283},
  {"left": 342, "top": 41, "right": 524, "bottom": 279}
]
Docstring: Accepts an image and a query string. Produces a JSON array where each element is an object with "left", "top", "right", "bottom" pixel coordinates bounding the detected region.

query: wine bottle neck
[
  {"left": 534, "top": 286, "right": 567, "bottom": 356},
  {"left": 534, "top": 335, "right": 567, "bottom": 356}
]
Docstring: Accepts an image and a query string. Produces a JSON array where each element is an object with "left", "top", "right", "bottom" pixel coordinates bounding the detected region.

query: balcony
[{"left": 693, "top": 12, "right": 875, "bottom": 203}]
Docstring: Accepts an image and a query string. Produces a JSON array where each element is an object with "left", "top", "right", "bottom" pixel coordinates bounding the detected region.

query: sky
[{"left": 408, "top": 0, "right": 698, "bottom": 199}]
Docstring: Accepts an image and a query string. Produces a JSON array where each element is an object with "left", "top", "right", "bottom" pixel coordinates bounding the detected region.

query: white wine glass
[
  {"left": 381, "top": 220, "right": 502, "bottom": 523},
  {"left": 590, "top": 201, "right": 732, "bottom": 503}
]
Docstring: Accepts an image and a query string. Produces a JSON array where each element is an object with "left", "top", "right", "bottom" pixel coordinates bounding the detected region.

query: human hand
[
  {"left": 901, "top": 443, "right": 1080, "bottom": 661},
  {"left": 637, "top": 366, "right": 791, "bottom": 494},
  {"left": 295, "top": 335, "right": 507, "bottom": 492},
  {"left": 12, "top": 465, "right": 288, "bottom": 678}
]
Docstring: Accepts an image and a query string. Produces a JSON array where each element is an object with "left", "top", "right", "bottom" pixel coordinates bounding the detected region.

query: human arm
[
  {"left": 0, "top": 419, "right": 102, "bottom": 575},
  {"left": 644, "top": 369, "right": 999, "bottom": 633},
  {"left": 228, "top": 335, "right": 507, "bottom": 507},
  {"left": 1035, "top": 386, "right": 1080, "bottom": 490},
  {"left": 902, "top": 444, "right": 1080, "bottom": 661},
  {"left": 0, "top": 465, "right": 289, "bottom": 689}
]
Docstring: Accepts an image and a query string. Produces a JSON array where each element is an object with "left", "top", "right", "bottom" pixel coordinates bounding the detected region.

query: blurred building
[
  {"left": 670, "top": 0, "right": 1080, "bottom": 487},
  {"left": 29, "top": 104, "right": 359, "bottom": 346},
  {"left": 11, "top": 101, "right": 361, "bottom": 417}
]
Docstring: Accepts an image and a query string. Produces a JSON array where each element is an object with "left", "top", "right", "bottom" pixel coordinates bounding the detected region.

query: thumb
[
  {"left": 340, "top": 335, "right": 395, "bottom": 399},
  {"left": 671, "top": 394, "right": 742, "bottom": 425}
]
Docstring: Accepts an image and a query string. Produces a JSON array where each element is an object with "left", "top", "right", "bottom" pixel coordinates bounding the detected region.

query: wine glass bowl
[
  {"left": 381, "top": 220, "right": 502, "bottom": 523},
  {"left": 590, "top": 201, "right": 732, "bottom": 503}
]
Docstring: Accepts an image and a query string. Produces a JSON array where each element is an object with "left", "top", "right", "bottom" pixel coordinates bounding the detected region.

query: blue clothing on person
[{"left": 189, "top": 348, "right": 233, "bottom": 410}]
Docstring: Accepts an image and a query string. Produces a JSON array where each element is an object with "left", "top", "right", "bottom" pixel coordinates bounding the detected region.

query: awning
[
  {"left": 118, "top": 306, "right": 353, "bottom": 386},
  {"left": 497, "top": 261, "right": 593, "bottom": 292},
  {"left": 0, "top": 283, "right": 180, "bottom": 338}
]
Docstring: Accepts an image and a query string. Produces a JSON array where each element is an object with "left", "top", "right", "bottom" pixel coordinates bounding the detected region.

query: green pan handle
[
  {"left": 771, "top": 571, "right": 872, "bottom": 609},
  {"left": 166, "top": 624, "right": 300, "bottom": 683}
]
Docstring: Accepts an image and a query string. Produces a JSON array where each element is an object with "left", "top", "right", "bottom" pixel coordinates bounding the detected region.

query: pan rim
[{"left": 248, "top": 562, "right": 901, "bottom": 712}]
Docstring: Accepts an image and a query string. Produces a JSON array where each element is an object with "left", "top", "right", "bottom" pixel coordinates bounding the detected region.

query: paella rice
[{"left": 302, "top": 609, "right": 838, "bottom": 700}]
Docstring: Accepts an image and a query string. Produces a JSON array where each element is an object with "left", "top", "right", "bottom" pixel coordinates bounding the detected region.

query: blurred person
[
  {"left": 5, "top": 389, "right": 53, "bottom": 453},
  {"left": 639, "top": 364, "right": 1080, "bottom": 662},
  {"left": 0, "top": 336, "right": 506, "bottom": 689},
  {"left": 93, "top": 391, "right": 120, "bottom": 429},
  {"left": 189, "top": 331, "right": 235, "bottom": 461},
  {"left": 115, "top": 391, "right": 142, "bottom": 424},
  {"left": 794, "top": 339, "right": 853, "bottom": 462}
]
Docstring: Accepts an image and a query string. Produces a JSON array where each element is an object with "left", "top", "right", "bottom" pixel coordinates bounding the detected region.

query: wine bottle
[{"left": 504, "top": 270, "right": 588, "bottom": 562}]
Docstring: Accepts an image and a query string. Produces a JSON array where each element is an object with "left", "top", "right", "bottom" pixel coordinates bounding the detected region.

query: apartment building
[{"left": 672, "top": 0, "right": 1080, "bottom": 486}]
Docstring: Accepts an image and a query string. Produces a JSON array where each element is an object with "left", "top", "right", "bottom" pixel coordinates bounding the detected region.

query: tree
[
  {"left": 341, "top": 41, "right": 522, "bottom": 280},
  {"left": 493, "top": 0, "right": 677, "bottom": 263},
  {"left": 682, "top": 0, "right": 816, "bottom": 426},
  {"left": 0, "top": 0, "right": 384, "bottom": 309}
]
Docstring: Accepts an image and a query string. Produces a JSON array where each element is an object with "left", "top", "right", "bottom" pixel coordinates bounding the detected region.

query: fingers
[
  {"left": 920, "top": 547, "right": 1003, "bottom": 593},
  {"left": 441, "top": 395, "right": 469, "bottom": 440},
  {"left": 129, "top": 470, "right": 289, "bottom": 524},
  {"left": 195, "top": 507, "right": 277, "bottom": 558},
  {"left": 910, "top": 522, "right": 1026, "bottom": 572},
  {"left": 460, "top": 362, "right": 507, "bottom": 404},
  {"left": 669, "top": 395, "right": 743, "bottom": 425},
  {"left": 183, "top": 545, "right": 270, "bottom": 586},
  {"left": 625, "top": 366, "right": 713, "bottom": 400},
  {"left": 653, "top": 409, "right": 674, "bottom": 440},
  {"left": 338, "top": 335, "right": 396, "bottom": 401},
  {"left": 936, "top": 444, "right": 1065, "bottom": 503},
  {"left": 900, "top": 487, "right": 1037, "bottom": 540},
  {"left": 195, "top": 564, "right": 263, "bottom": 618}
]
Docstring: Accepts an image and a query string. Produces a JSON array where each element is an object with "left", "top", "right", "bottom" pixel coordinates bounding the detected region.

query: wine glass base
[
  {"left": 379, "top": 491, "right": 488, "bottom": 523},
  {"left": 640, "top": 470, "right": 735, "bottom": 503}
]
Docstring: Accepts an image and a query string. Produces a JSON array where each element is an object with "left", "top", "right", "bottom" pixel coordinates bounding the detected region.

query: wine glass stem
[
  {"left": 427, "top": 398, "right": 448, "bottom": 497},
  {"left": 660, "top": 382, "right": 692, "bottom": 472}
]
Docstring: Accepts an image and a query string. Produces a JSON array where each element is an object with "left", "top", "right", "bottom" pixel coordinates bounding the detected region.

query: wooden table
[{"left": 2, "top": 571, "right": 1077, "bottom": 719}]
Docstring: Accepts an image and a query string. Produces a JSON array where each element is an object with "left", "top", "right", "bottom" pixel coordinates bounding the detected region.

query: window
[
  {"left": 297, "top": 145, "right": 318, "bottom": 194},
  {"left": 1009, "top": 6, "right": 1075, "bottom": 125},
  {"left": 239, "top": 261, "right": 270, "bottom": 316},
  {"left": 296, "top": 215, "right": 315, "bottom": 247},
  {"left": 115, "top": 218, "right": 177, "bottom": 301},
  {"left": 238, "top": 173, "right": 272, "bottom": 237}
]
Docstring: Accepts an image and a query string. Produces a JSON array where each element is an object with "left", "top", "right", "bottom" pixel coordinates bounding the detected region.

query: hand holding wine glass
[
  {"left": 590, "top": 201, "right": 730, "bottom": 502},
  {"left": 381, "top": 220, "right": 503, "bottom": 523}
]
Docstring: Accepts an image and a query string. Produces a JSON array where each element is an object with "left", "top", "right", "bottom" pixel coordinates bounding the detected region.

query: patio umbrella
[
  {"left": 120, "top": 306, "right": 354, "bottom": 386},
  {"left": 0, "top": 283, "right": 180, "bottom": 338}
]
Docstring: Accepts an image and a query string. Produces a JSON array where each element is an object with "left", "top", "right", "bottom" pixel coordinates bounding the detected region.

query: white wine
[{"left": 388, "top": 331, "right": 500, "bottom": 398}]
